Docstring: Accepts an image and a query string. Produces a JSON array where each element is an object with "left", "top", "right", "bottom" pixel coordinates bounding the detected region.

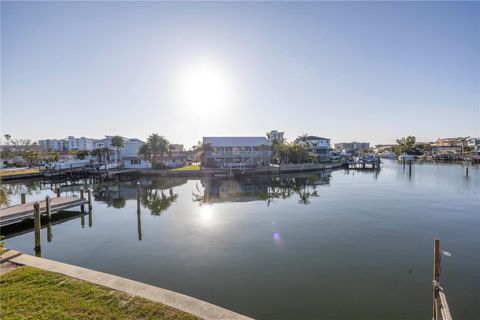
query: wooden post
[
  {"left": 465, "top": 166, "right": 469, "bottom": 177},
  {"left": 87, "top": 189, "right": 92, "bottom": 211},
  {"left": 33, "top": 202, "right": 41, "bottom": 257},
  {"left": 47, "top": 222, "right": 53, "bottom": 242},
  {"left": 137, "top": 181, "right": 142, "bottom": 240},
  {"left": 433, "top": 238, "right": 441, "bottom": 320},
  {"left": 136, "top": 181, "right": 141, "bottom": 211},
  {"left": 56, "top": 187, "right": 61, "bottom": 197},
  {"left": 45, "top": 195, "right": 51, "bottom": 220},
  {"left": 88, "top": 209, "right": 92, "bottom": 227},
  {"left": 80, "top": 188, "right": 85, "bottom": 213},
  {"left": 81, "top": 213, "right": 85, "bottom": 228},
  {"left": 21, "top": 193, "right": 26, "bottom": 204}
]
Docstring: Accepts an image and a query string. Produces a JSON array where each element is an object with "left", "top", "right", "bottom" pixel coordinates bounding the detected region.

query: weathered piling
[
  {"left": 45, "top": 195, "right": 51, "bottom": 220},
  {"left": 88, "top": 210, "right": 93, "bottom": 228},
  {"left": 33, "top": 202, "right": 41, "bottom": 257},
  {"left": 47, "top": 222, "right": 53, "bottom": 242},
  {"left": 87, "top": 189, "right": 92, "bottom": 211},
  {"left": 80, "top": 188, "right": 85, "bottom": 213},
  {"left": 56, "top": 187, "right": 61, "bottom": 197},
  {"left": 465, "top": 166, "right": 469, "bottom": 177},
  {"left": 21, "top": 193, "right": 26, "bottom": 204},
  {"left": 433, "top": 238, "right": 440, "bottom": 319},
  {"left": 137, "top": 181, "right": 142, "bottom": 241}
]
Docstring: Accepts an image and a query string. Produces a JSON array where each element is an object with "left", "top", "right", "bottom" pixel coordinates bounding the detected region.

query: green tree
[
  {"left": 111, "top": 136, "right": 124, "bottom": 163},
  {"left": 24, "top": 150, "right": 40, "bottom": 167},
  {"left": 394, "top": 136, "right": 416, "bottom": 155},
  {"left": 47, "top": 149, "right": 60, "bottom": 162},
  {"left": 137, "top": 143, "right": 152, "bottom": 161},
  {"left": 145, "top": 134, "right": 170, "bottom": 165}
]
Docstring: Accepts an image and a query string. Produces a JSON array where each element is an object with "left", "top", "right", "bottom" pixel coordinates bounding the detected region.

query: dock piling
[
  {"left": 80, "top": 188, "right": 85, "bottom": 213},
  {"left": 465, "top": 166, "right": 469, "bottom": 177},
  {"left": 45, "top": 195, "right": 51, "bottom": 219},
  {"left": 433, "top": 238, "right": 440, "bottom": 319},
  {"left": 56, "top": 187, "right": 61, "bottom": 197},
  {"left": 21, "top": 193, "right": 26, "bottom": 204},
  {"left": 33, "top": 202, "right": 41, "bottom": 257},
  {"left": 87, "top": 189, "right": 92, "bottom": 211}
]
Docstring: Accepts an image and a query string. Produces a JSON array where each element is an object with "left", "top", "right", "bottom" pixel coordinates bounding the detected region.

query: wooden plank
[
  {"left": 439, "top": 290, "right": 453, "bottom": 320},
  {"left": 0, "top": 197, "right": 88, "bottom": 226}
]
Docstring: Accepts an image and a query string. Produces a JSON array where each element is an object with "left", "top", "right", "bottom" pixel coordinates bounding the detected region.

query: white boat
[
  {"left": 379, "top": 152, "right": 397, "bottom": 159},
  {"left": 398, "top": 154, "right": 416, "bottom": 161},
  {"left": 49, "top": 160, "right": 90, "bottom": 171}
]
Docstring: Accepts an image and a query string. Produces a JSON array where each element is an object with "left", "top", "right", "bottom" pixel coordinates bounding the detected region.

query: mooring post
[
  {"left": 81, "top": 213, "right": 85, "bottom": 228},
  {"left": 45, "top": 195, "right": 51, "bottom": 220},
  {"left": 56, "top": 187, "right": 61, "bottom": 197},
  {"left": 88, "top": 209, "right": 92, "bottom": 227},
  {"left": 136, "top": 181, "right": 141, "bottom": 211},
  {"left": 80, "top": 188, "right": 85, "bottom": 213},
  {"left": 21, "top": 193, "right": 26, "bottom": 204},
  {"left": 432, "top": 238, "right": 441, "bottom": 320},
  {"left": 87, "top": 189, "right": 92, "bottom": 211},
  {"left": 47, "top": 222, "right": 53, "bottom": 242},
  {"left": 465, "top": 166, "right": 469, "bottom": 177},
  {"left": 33, "top": 202, "right": 41, "bottom": 257}
]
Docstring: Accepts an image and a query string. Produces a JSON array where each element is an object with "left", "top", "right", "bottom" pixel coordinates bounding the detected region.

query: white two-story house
[{"left": 202, "top": 137, "right": 271, "bottom": 168}]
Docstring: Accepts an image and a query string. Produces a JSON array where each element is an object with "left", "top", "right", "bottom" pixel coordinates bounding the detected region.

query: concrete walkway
[{"left": 1, "top": 250, "right": 253, "bottom": 320}]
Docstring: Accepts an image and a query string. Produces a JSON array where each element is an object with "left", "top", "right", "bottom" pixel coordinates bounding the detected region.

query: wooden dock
[
  {"left": 0, "top": 192, "right": 91, "bottom": 227},
  {"left": 347, "top": 161, "right": 380, "bottom": 170}
]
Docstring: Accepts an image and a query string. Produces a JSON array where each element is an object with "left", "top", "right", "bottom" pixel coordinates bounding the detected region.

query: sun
[{"left": 176, "top": 61, "right": 233, "bottom": 115}]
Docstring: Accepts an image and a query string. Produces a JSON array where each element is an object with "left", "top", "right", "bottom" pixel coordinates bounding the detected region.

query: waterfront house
[
  {"left": 294, "top": 136, "right": 331, "bottom": 160},
  {"left": 202, "top": 137, "right": 271, "bottom": 168},
  {"left": 334, "top": 142, "right": 370, "bottom": 155},
  {"left": 123, "top": 156, "right": 152, "bottom": 169},
  {"left": 95, "top": 136, "right": 144, "bottom": 162},
  {"left": 467, "top": 138, "right": 480, "bottom": 153},
  {"left": 161, "top": 154, "right": 188, "bottom": 168}
]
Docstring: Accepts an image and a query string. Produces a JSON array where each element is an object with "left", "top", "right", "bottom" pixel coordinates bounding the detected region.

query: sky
[{"left": 1, "top": 1, "right": 479, "bottom": 148}]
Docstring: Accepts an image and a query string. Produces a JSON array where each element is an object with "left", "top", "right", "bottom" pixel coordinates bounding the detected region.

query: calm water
[{"left": 2, "top": 160, "right": 479, "bottom": 320}]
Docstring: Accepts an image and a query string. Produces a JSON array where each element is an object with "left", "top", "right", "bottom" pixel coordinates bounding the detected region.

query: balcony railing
[{"left": 206, "top": 151, "right": 271, "bottom": 157}]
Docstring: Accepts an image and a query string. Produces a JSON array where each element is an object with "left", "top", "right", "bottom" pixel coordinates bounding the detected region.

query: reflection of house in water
[
  {"left": 94, "top": 178, "right": 187, "bottom": 210},
  {"left": 196, "top": 171, "right": 331, "bottom": 205}
]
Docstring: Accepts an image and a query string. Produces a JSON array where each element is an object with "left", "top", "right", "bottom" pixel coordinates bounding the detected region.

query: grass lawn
[
  {"left": 0, "top": 266, "right": 199, "bottom": 320},
  {"left": 0, "top": 168, "right": 40, "bottom": 177},
  {"left": 171, "top": 165, "right": 200, "bottom": 171}
]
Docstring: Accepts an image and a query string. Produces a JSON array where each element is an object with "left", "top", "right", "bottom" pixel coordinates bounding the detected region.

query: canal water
[{"left": 2, "top": 160, "right": 479, "bottom": 320}]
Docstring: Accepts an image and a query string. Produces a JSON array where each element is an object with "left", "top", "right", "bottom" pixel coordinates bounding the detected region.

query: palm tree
[
  {"left": 146, "top": 134, "right": 170, "bottom": 165},
  {"left": 111, "top": 136, "right": 124, "bottom": 163},
  {"left": 137, "top": 143, "right": 152, "bottom": 161},
  {"left": 193, "top": 143, "right": 213, "bottom": 166},
  {"left": 298, "top": 134, "right": 311, "bottom": 148},
  {"left": 4, "top": 134, "right": 11, "bottom": 145}
]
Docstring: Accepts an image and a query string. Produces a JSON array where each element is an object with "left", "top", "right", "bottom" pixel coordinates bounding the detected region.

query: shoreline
[{"left": 0, "top": 250, "right": 254, "bottom": 320}]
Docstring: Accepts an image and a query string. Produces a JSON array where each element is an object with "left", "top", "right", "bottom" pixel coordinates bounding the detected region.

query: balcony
[{"left": 206, "top": 151, "right": 271, "bottom": 157}]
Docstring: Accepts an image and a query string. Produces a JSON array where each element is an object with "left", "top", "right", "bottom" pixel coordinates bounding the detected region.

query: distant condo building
[
  {"left": 334, "top": 142, "right": 370, "bottom": 153},
  {"left": 39, "top": 136, "right": 95, "bottom": 151},
  {"left": 203, "top": 136, "right": 271, "bottom": 168}
]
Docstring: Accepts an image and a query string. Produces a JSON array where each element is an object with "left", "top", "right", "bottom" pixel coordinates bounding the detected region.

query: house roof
[
  {"left": 122, "top": 156, "right": 142, "bottom": 160},
  {"left": 203, "top": 137, "right": 270, "bottom": 147},
  {"left": 303, "top": 136, "right": 329, "bottom": 140}
]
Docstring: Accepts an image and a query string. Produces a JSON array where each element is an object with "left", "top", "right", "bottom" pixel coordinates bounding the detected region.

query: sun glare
[{"left": 176, "top": 61, "right": 233, "bottom": 115}]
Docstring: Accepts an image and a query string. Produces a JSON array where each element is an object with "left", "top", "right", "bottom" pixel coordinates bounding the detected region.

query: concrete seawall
[{"left": 1, "top": 250, "right": 254, "bottom": 320}]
